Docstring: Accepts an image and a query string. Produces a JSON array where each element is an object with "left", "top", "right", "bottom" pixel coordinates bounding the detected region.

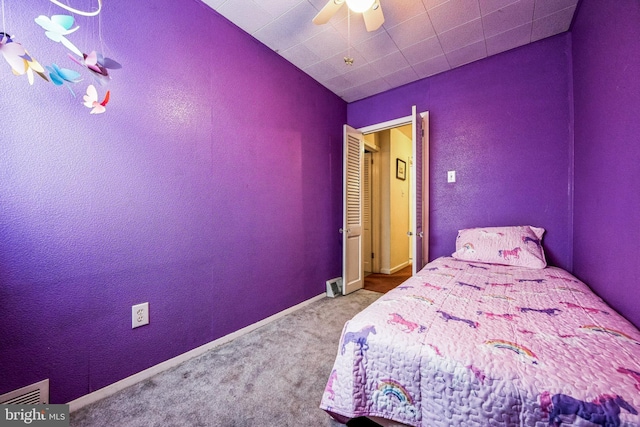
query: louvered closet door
[{"left": 342, "top": 125, "right": 364, "bottom": 295}]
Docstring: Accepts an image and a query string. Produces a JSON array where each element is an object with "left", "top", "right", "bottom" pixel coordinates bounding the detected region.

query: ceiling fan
[{"left": 312, "top": 0, "right": 385, "bottom": 32}]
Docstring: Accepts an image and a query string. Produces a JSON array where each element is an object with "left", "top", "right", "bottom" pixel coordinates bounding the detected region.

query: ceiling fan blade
[
  {"left": 312, "top": 0, "right": 345, "bottom": 25},
  {"left": 362, "top": 0, "right": 384, "bottom": 32}
]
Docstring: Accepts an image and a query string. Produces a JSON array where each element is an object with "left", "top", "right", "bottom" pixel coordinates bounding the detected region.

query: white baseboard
[
  {"left": 380, "top": 260, "right": 410, "bottom": 275},
  {"left": 67, "top": 293, "right": 326, "bottom": 412}
]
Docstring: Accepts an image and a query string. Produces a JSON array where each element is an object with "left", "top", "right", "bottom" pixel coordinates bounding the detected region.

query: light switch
[{"left": 447, "top": 170, "right": 456, "bottom": 183}]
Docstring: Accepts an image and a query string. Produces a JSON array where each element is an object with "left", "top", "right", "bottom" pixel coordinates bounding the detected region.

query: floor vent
[
  {"left": 0, "top": 379, "right": 49, "bottom": 405},
  {"left": 326, "top": 277, "right": 343, "bottom": 297}
]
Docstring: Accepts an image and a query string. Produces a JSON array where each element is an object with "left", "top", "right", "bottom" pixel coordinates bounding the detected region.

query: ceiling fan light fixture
[{"left": 345, "top": 0, "right": 374, "bottom": 13}]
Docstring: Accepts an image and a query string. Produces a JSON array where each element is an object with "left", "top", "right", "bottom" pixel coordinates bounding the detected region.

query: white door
[
  {"left": 342, "top": 125, "right": 364, "bottom": 295},
  {"left": 411, "top": 108, "right": 429, "bottom": 275}
]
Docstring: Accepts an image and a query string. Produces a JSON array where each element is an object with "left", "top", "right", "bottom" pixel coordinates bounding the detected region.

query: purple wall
[
  {"left": 571, "top": 0, "right": 640, "bottom": 328},
  {"left": 348, "top": 35, "right": 574, "bottom": 271},
  {"left": 0, "top": 0, "right": 346, "bottom": 403}
]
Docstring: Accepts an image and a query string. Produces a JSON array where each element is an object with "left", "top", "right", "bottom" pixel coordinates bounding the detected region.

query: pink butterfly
[
  {"left": 70, "top": 50, "right": 121, "bottom": 84},
  {"left": 82, "top": 84, "right": 110, "bottom": 114}
]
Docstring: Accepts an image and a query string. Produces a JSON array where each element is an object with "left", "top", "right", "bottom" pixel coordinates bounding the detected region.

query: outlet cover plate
[{"left": 132, "top": 302, "right": 149, "bottom": 328}]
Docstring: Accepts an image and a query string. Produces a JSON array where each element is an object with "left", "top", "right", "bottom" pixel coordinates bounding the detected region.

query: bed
[{"left": 320, "top": 226, "right": 640, "bottom": 427}]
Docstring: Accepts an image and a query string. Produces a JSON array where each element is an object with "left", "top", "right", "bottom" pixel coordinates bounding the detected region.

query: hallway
[{"left": 363, "top": 265, "right": 412, "bottom": 294}]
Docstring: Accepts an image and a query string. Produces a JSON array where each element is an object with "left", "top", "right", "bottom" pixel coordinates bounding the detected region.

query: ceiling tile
[
  {"left": 380, "top": 1, "right": 428, "bottom": 28},
  {"left": 370, "top": 51, "right": 412, "bottom": 77},
  {"left": 216, "top": 0, "right": 275, "bottom": 34},
  {"left": 340, "top": 77, "right": 393, "bottom": 102},
  {"left": 323, "top": 74, "right": 355, "bottom": 93},
  {"left": 445, "top": 39, "right": 487, "bottom": 68},
  {"left": 412, "top": 54, "right": 451, "bottom": 79},
  {"left": 485, "top": 22, "right": 531, "bottom": 55},
  {"left": 531, "top": 5, "right": 574, "bottom": 41},
  {"left": 478, "top": 0, "right": 519, "bottom": 15},
  {"left": 303, "top": 59, "right": 343, "bottom": 82},
  {"left": 353, "top": 31, "right": 399, "bottom": 62},
  {"left": 202, "top": 0, "right": 228, "bottom": 9},
  {"left": 383, "top": 66, "right": 420, "bottom": 88},
  {"left": 259, "top": 0, "right": 305, "bottom": 19},
  {"left": 387, "top": 12, "right": 436, "bottom": 49},
  {"left": 302, "top": 27, "right": 349, "bottom": 61},
  {"left": 253, "top": 1, "right": 324, "bottom": 51},
  {"left": 427, "top": 0, "right": 481, "bottom": 34},
  {"left": 482, "top": 0, "right": 535, "bottom": 39},
  {"left": 280, "top": 43, "right": 323, "bottom": 69},
  {"left": 422, "top": 0, "right": 450, "bottom": 10},
  {"left": 438, "top": 18, "right": 484, "bottom": 53},
  {"left": 533, "top": 0, "right": 579, "bottom": 19},
  {"left": 401, "top": 36, "right": 445, "bottom": 65},
  {"left": 342, "top": 63, "right": 383, "bottom": 86}
]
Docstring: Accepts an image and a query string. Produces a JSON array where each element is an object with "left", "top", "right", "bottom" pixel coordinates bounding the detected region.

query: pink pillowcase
[{"left": 452, "top": 226, "right": 547, "bottom": 269}]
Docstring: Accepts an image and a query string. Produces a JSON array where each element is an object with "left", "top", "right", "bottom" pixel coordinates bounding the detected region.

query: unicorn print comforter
[{"left": 320, "top": 257, "right": 640, "bottom": 427}]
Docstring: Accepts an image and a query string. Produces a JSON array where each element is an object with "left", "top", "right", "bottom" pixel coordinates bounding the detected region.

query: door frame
[{"left": 357, "top": 108, "right": 428, "bottom": 275}]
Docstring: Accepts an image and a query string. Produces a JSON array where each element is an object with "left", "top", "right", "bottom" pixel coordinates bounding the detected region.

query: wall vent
[{"left": 0, "top": 379, "right": 49, "bottom": 405}]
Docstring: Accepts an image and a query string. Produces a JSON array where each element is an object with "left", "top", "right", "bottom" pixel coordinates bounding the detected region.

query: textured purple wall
[
  {"left": 348, "top": 35, "right": 574, "bottom": 270},
  {"left": 0, "top": 0, "right": 346, "bottom": 403},
  {"left": 571, "top": 0, "right": 640, "bottom": 328}
]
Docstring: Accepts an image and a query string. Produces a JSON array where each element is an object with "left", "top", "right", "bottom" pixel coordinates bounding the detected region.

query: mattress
[{"left": 320, "top": 257, "right": 640, "bottom": 426}]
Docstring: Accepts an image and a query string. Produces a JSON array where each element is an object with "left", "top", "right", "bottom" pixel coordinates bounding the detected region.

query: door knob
[
  {"left": 418, "top": 232, "right": 424, "bottom": 238},
  {"left": 407, "top": 231, "right": 413, "bottom": 236}
]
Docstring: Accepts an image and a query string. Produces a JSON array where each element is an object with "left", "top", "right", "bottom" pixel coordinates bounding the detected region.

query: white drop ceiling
[{"left": 202, "top": 0, "right": 579, "bottom": 102}]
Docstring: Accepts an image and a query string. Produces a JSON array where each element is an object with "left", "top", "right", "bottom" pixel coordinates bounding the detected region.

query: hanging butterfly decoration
[
  {"left": 0, "top": 32, "right": 49, "bottom": 84},
  {"left": 69, "top": 50, "right": 121, "bottom": 85},
  {"left": 46, "top": 63, "right": 82, "bottom": 95},
  {"left": 0, "top": 0, "right": 119, "bottom": 113},
  {"left": 34, "top": 15, "right": 83, "bottom": 57},
  {"left": 21, "top": 52, "right": 48, "bottom": 85},
  {"left": 0, "top": 32, "right": 26, "bottom": 73},
  {"left": 82, "top": 84, "right": 110, "bottom": 114}
]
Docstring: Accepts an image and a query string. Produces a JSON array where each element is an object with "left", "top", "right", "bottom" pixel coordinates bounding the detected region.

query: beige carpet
[{"left": 70, "top": 290, "right": 381, "bottom": 427}]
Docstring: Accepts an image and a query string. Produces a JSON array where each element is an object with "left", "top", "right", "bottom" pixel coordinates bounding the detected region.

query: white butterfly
[
  {"left": 82, "top": 84, "right": 110, "bottom": 114},
  {"left": 34, "top": 15, "right": 82, "bottom": 57},
  {"left": 0, "top": 32, "right": 48, "bottom": 84}
]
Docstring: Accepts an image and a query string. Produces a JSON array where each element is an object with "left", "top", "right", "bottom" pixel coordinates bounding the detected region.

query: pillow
[{"left": 451, "top": 225, "right": 547, "bottom": 269}]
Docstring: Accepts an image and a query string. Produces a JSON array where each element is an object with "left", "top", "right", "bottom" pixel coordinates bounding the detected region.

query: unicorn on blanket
[
  {"left": 540, "top": 392, "right": 638, "bottom": 427},
  {"left": 388, "top": 313, "right": 427, "bottom": 333},
  {"left": 341, "top": 325, "right": 376, "bottom": 355},
  {"left": 498, "top": 247, "right": 521, "bottom": 260},
  {"left": 522, "top": 235, "right": 542, "bottom": 248}
]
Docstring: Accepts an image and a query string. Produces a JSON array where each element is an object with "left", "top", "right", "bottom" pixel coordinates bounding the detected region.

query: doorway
[
  {"left": 362, "top": 125, "right": 413, "bottom": 276},
  {"left": 340, "top": 108, "right": 428, "bottom": 295}
]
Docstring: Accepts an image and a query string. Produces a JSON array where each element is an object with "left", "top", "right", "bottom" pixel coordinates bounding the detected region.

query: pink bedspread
[{"left": 320, "top": 257, "right": 640, "bottom": 426}]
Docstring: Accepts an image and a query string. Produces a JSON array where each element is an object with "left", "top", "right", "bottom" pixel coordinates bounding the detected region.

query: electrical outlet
[
  {"left": 447, "top": 170, "right": 456, "bottom": 183},
  {"left": 132, "top": 302, "right": 149, "bottom": 328}
]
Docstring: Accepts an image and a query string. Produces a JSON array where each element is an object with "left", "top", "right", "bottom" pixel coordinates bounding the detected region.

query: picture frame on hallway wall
[{"left": 396, "top": 159, "right": 406, "bottom": 180}]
